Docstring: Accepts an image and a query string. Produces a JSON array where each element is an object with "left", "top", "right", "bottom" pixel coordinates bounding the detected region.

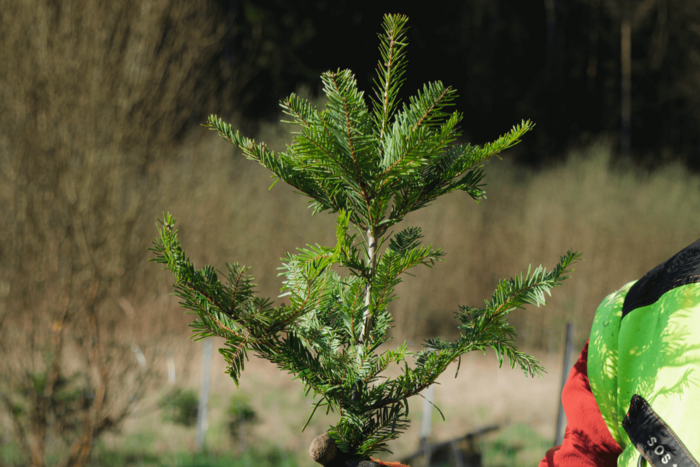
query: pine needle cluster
[{"left": 150, "top": 14, "right": 579, "bottom": 459}]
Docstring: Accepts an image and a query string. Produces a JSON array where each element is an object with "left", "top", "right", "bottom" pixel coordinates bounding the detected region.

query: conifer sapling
[{"left": 151, "top": 13, "right": 580, "bottom": 463}]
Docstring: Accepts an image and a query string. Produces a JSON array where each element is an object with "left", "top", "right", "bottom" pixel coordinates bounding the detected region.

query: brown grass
[
  {"left": 160, "top": 129, "right": 700, "bottom": 353},
  {"left": 96, "top": 130, "right": 700, "bottom": 463},
  {"left": 106, "top": 341, "right": 564, "bottom": 465}
]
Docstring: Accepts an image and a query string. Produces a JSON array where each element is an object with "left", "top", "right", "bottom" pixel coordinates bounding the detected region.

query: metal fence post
[
  {"left": 554, "top": 322, "right": 576, "bottom": 446},
  {"left": 166, "top": 351, "right": 176, "bottom": 384},
  {"left": 195, "top": 338, "right": 213, "bottom": 451},
  {"left": 420, "top": 383, "right": 435, "bottom": 466}
]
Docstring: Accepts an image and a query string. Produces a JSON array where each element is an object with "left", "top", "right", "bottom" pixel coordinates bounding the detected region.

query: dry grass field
[
  {"left": 96, "top": 341, "right": 563, "bottom": 467},
  {"left": 81, "top": 128, "right": 700, "bottom": 466},
  {"left": 160, "top": 124, "right": 700, "bottom": 353},
  {"left": 3, "top": 115, "right": 700, "bottom": 465}
]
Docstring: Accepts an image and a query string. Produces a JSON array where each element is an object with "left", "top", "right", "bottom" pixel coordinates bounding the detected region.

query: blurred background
[{"left": 1, "top": 1, "right": 699, "bottom": 466}]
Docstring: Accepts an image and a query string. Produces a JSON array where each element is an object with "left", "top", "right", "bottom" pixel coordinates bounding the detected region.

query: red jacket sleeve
[{"left": 538, "top": 340, "right": 622, "bottom": 467}]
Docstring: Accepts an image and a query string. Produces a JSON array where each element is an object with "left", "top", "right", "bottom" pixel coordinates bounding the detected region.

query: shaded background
[
  {"left": 223, "top": 0, "right": 700, "bottom": 171},
  {"left": 1, "top": 1, "right": 699, "bottom": 466}
]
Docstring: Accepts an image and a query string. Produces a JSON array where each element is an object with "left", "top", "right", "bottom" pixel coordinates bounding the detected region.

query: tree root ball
[{"left": 309, "top": 433, "right": 338, "bottom": 465}]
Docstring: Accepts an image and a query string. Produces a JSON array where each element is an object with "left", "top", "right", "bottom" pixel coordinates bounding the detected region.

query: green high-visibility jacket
[{"left": 588, "top": 238, "right": 700, "bottom": 467}]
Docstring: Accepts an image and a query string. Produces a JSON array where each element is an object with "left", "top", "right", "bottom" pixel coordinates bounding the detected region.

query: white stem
[{"left": 359, "top": 229, "right": 376, "bottom": 344}]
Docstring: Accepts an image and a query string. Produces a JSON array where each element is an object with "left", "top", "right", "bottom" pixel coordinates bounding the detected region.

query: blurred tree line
[{"left": 222, "top": 0, "right": 700, "bottom": 170}]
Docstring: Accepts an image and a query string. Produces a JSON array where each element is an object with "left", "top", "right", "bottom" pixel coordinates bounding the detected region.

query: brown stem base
[{"left": 309, "top": 433, "right": 409, "bottom": 467}]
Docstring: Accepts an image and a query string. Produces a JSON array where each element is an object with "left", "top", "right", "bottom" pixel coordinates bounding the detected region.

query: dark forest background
[{"left": 207, "top": 0, "right": 700, "bottom": 170}]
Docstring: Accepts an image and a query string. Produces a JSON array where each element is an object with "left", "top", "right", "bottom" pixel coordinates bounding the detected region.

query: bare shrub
[{"left": 0, "top": 1, "right": 233, "bottom": 466}]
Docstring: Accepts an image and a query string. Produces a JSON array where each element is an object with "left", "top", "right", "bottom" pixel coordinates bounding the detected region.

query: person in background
[{"left": 539, "top": 238, "right": 700, "bottom": 467}]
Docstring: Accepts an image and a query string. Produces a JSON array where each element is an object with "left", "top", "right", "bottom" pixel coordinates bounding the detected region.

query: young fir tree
[{"left": 151, "top": 14, "right": 579, "bottom": 462}]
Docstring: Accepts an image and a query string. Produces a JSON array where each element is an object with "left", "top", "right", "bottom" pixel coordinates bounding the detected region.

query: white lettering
[
  {"left": 661, "top": 453, "right": 671, "bottom": 464},
  {"left": 655, "top": 445, "right": 665, "bottom": 456},
  {"left": 648, "top": 437, "right": 657, "bottom": 446}
]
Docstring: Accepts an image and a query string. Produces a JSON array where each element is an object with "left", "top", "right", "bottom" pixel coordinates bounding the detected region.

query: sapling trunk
[
  {"left": 360, "top": 228, "right": 377, "bottom": 344},
  {"left": 151, "top": 12, "right": 580, "bottom": 462}
]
